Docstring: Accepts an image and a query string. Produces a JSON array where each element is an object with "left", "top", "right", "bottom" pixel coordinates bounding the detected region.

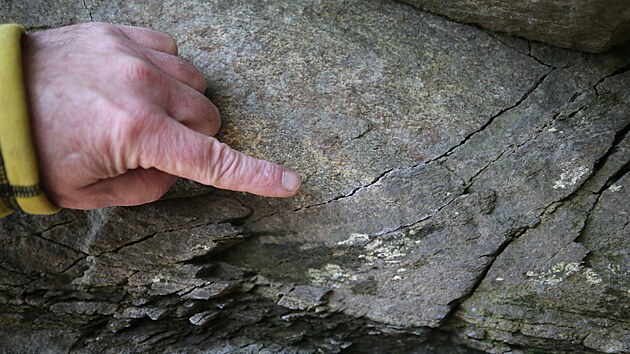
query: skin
[{"left": 22, "top": 23, "right": 301, "bottom": 210}]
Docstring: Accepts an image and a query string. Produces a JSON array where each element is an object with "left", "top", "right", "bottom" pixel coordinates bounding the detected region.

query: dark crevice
[
  {"left": 465, "top": 111, "right": 560, "bottom": 185},
  {"left": 69, "top": 317, "right": 110, "bottom": 352},
  {"left": 246, "top": 167, "right": 394, "bottom": 224},
  {"left": 467, "top": 65, "right": 628, "bottom": 188},
  {"left": 600, "top": 161, "right": 630, "bottom": 194},
  {"left": 484, "top": 31, "right": 553, "bottom": 68},
  {"left": 29, "top": 217, "right": 88, "bottom": 256},
  {"left": 293, "top": 167, "right": 395, "bottom": 212},
  {"left": 99, "top": 232, "right": 161, "bottom": 256},
  {"left": 591, "top": 125, "right": 630, "bottom": 191},
  {"left": 593, "top": 62, "right": 630, "bottom": 96},
  {"left": 435, "top": 68, "right": 553, "bottom": 163},
  {"left": 574, "top": 160, "right": 630, "bottom": 267},
  {"left": 32, "top": 231, "right": 87, "bottom": 257},
  {"left": 0, "top": 261, "right": 34, "bottom": 281},
  {"left": 350, "top": 122, "right": 373, "bottom": 141},
  {"left": 566, "top": 120, "right": 630, "bottom": 202},
  {"left": 82, "top": 0, "right": 94, "bottom": 22},
  {"left": 572, "top": 200, "right": 602, "bottom": 269},
  {"left": 370, "top": 191, "right": 464, "bottom": 237},
  {"left": 100, "top": 219, "right": 245, "bottom": 257},
  {"left": 438, "top": 151, "right": 616, "bottom": 330},
  {"left": 441, "top": 227, "right": 530, "bottom": 326},
  {"left": 36, "top": 216, "right": 84, "bottom": 235},
  {"left": 58, "top": 256, "right": 87, "bottom": 275},
  {"left": 136, "top": 329, "right": 171, "bottom": 344}
]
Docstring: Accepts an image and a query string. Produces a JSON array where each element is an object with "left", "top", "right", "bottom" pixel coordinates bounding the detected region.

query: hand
[{"left": 22, "top": 23, "right": 301, "bottom": 209}]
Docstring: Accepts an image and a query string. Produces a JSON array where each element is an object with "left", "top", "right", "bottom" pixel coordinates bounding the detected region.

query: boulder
[
  {"left": 0, "top": 0, "right": 629, "bottom": 352},
  {"left": 400, "top": 0, "right": 630, "bottom": 52}
]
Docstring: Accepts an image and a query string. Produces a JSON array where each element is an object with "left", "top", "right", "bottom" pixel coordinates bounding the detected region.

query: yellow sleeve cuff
[{"left": 0, "top": 24, "right": 59, "bottom": 216}]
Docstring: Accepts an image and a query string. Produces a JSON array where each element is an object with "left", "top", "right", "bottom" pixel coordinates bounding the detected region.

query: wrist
[{"left": 0, "top": 24, "right": 59, "bottom": 216}]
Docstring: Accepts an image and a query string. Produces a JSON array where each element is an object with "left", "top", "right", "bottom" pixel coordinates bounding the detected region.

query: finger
[
  {"left": 144, "top": 48, "right": 207, "bottom": 93},
  {"left": 165, "top": 78, "right": 221, "bottom": 136},
  {"left": 140, "top": 118, "right": 301, "bottom": 197},
  {"left": 115, "top": 24, "right": 178, "bottom": 55},
  {"left": 83, "top": 169, "right": 177, "bottom": 208}
]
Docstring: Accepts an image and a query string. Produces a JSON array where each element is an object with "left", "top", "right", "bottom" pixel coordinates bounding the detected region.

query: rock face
[
  {"left": 400, "top": 0, "right": 630, "bottom": 53},
  {"left": 1, "top": 0, "right": 630, "bottom": 353}
]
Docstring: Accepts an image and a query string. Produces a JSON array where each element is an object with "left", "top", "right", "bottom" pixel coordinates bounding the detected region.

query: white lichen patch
[
  {"left": 307, "top": 264, "right": 357, "bottom": 286},
  {"left": 525, "top": 262, "right": 581, "bottom": 286},
  {"left": 359, "top": 238, "right": 407, "bottom": 264},
  {"left": 609, "top": 184, "right": 622, "bottom": 192},
  {"left": 552, "top": 166, "right": 589, "bottom": 190},
  {"left": 582, "top": 268, "right": 602, "bottom": 285},
  {"left": 192, "top": 244, "right": 212, "bottom": 252},
  {"left": 607, "top": 263, "right": 622, "bottom": 274},
  {"left": 337, "top": 233, "right": 370, "bottom": 246}
]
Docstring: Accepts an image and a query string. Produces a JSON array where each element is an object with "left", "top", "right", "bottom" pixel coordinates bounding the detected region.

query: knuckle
[
  {"left": 172, "top": 57, "right": 206, "bottom": 90},
  {"left": 208, "top": 142, "right": 239, "bottom": 185},
  {"left": 77, "top": 22, "right": 117, "bottom": 36},
  {"left": 73, "top": 22, "right": 100, "bottom": 31},
  {"left": 122, "top": 58, "right": 157, "bottom": 84},
  {"left": 111, "top": 104, "right": 161, "bottom": 154},
  {"left": 251, "top": 161, "right": 276, "bottom": 189}
]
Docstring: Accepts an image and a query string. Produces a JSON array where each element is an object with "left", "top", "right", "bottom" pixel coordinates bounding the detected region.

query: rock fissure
[
  {"left": 249, "top": 69, "right": 552, "bottom": 226},
  {"left": 484, "top": 31, "right": 553, "bottom": 68},
  {"left": 32, "top": 231, "right": 87, "bottom": 256},
  {"left": 594, "top": 62, "right": 630, "bottom": 96},
  {"left": 371, "top": 190, "right": 465, "bottom": 237},
  {"left": 58, "top": 256, "right": 87, "bottom": 275},
  {"left": 437, "top": 68, "right": 554, "bottom": 162},
  {"left": 81, "top": 0, "right": 93, "bottom": 22},
  {"left": 100, "top": 219, "right": 246, "bottom": 257}
]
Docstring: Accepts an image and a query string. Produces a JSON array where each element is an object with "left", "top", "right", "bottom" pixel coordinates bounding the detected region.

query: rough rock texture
[
  {"left": 399, "top": 0, "right": 630, "bottom": 53},
  {"left": 1, "top": 0, "right": 630, "bottom": 353}
]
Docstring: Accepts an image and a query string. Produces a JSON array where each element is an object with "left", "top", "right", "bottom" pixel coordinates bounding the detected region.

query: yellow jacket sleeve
[{"left": 0, "top": 24, "right": 59, "bottom": 217}]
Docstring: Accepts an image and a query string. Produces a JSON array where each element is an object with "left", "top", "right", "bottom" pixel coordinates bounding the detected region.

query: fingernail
[{"left": 282, "top": 170, "right": 301, "bottom": 193}]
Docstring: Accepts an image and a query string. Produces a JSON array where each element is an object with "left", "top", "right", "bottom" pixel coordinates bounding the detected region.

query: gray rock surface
[
  {"left": 1, "top": 0, "right": 629, "bottom": 352},
  {"left": 399, "top": 0, "right": 630, "bottom": 53}
]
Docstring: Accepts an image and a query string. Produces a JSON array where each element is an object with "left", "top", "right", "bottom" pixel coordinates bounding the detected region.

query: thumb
[{"left": 140, "top": 118, "right": 301, "bottom": 197}]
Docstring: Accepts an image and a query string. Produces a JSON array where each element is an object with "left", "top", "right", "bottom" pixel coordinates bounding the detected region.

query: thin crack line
[
  {"left": 437, "top": 124, "right": 630, "bottom": 328},
  {"left": 484, "top": 31, "right": 553, "bottom": 68},
  {"left": 370, "top": 191, "right": 464, "bottom": 237},
  {"left": 249, "top": 69, "right": 553, "bottom": 225},
  {"left": 32, "top": 232, "right": 88, "bottom": 256},
  {"left": 99, "top": 220, "right": 247, "bottom": 256},
  {"left": 466, "top": 64, "right": 628, "bottom": 187},
  {"left": 441, "top": 120, "right": 630, "bottom": 327},
  {"left": 434, "top": 68, "right": 553, "bottom": 162},
  {"left": 82, "top": 0, "right": 94, "bottom": 22},
  {"left": 594, "top": 62, "right": 630, "bottom": 96}
]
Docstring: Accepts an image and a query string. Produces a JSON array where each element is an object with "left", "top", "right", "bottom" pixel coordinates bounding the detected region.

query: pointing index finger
[{"left": 140, "top": 118, "right": 301, "bottom": 197}]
